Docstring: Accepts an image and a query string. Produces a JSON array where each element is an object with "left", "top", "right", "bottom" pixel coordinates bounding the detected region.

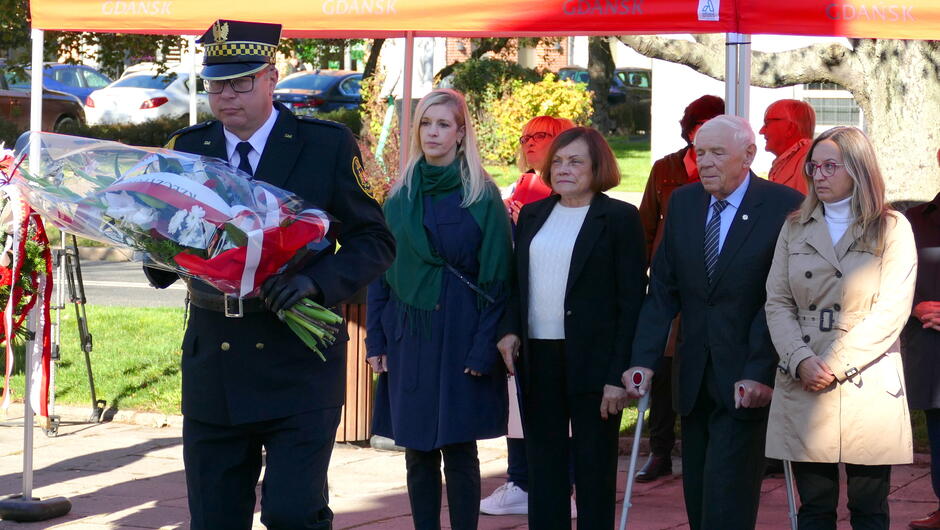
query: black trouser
[
  {"left": 183, "top": 407, "right": 341, "bottom": 530},
  {"left": 791, "top": 462, "right": 891, "bottom": 530},
  {"left": 405, "top": 441, "right": 480, "bottom": 530},
  {"left": 648, "top": 356, "right": 677, "bottom": 457},
  {"left": 680, "top": 362, "right": 766, "bottom": 530},
  {"left": 524, "top": 339, "right": 621, "bottom": 530}
]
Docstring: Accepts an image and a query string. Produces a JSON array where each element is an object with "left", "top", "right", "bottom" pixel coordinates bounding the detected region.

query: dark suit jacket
[
  {"left": 148, "top": 103, "right": 394, "bottom": 425},
  {"left": 500, "top": 193, "right": 648, "bottom": 395},
  {"left": 902, "top": 193, "right": 940, "bottom": 410},
  {"left": 631, "top": 174, "right": 803, "bottom": 418}
]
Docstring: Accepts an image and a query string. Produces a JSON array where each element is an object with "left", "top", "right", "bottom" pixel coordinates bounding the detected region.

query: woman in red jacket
[{"left": 504, "top": 116, "right": 575, "bottom": 224}]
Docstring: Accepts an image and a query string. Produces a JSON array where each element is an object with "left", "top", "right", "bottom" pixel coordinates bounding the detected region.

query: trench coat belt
[
  {"left": 187, "top": 288, "right": 268, "bottom": 316},
  {"left": 796, "top": 309, "right": 866, "bottom": 332}
]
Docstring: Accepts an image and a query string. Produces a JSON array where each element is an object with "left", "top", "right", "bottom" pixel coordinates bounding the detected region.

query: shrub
[
  {"left": 476, "top": 73, "right": 593, "bottom": 165},
  {"left": 450, "top": 57, "right": 541, "bottom": 117},
  {"left": 359, "top": 70, "right": 400, "bottom": 187},
  {"left": 0, "top": 119, "right": 22, "bottom": 149},
  {"left": 56, "top": 113, "right": 215, "bottom": 147},
  {"left": 313, "top": 108, "right": 362, "bottom": 137}
]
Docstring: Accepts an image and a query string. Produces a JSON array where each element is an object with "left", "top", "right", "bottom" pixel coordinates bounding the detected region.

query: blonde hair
[
  {"left": 796, "top": 126, "right": 890, "bottom": 253},
  {"left": 516, "top": 116, "right": 576, "bottom": 173},
  {"left": 390, "top": 88, "right": 492, "bottom": 207}
]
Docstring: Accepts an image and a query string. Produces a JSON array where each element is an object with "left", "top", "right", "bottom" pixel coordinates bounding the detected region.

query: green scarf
[{"left": 383, "top": 158, "right": 511, "bottom": 320}]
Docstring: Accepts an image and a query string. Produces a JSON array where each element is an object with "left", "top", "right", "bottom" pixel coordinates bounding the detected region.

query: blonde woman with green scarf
[{"left": 366, "top": 88, "right": 512, "bottom": 530}]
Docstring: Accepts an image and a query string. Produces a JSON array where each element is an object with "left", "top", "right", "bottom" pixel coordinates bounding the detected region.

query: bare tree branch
[
  {"left": 616, "top": 35, "right": 861, "bottom": 92},
  {"left": 617, "top": 35, "right": 725, "bottom": 79}
]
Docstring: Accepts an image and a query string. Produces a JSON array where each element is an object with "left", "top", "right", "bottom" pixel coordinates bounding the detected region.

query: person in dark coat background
[
  {"left": 903, "top": 152, "right": 940, "bottom": 530},
  {"left": 366, "top": 88, "right": 511, "bottom": 530},
  {"left": 145, "top": 19, "right": 394, "bottom": 530},
  {"left": 498, "top": 127, "right": 648, "bottom": 528}
]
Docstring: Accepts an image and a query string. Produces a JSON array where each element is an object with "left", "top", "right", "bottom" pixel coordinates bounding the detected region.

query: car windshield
[
  {"left": 112, "top": 74, "right": 175, "bottom": 89},
  {"left": 558, "top": 70, "right": 589, "bottom": 84},
  {"left": 617, "top": 71, "right": 651, "bottom": 88},
  {"left": 277, "top": 74, "right": 336, "bottom": 91}
]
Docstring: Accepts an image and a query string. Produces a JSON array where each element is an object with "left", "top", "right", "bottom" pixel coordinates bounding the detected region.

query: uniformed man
[{"left": 145, "top": 19, "right": 394, "bottom": 530}]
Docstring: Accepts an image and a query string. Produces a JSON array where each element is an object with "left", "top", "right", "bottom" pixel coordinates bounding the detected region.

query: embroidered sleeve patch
[{"left": 351, "top": 155, "right": 375, "bottom": 200}]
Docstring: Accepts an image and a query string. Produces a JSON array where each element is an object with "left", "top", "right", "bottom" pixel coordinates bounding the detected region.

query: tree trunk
[
  {"left": 849, "top": 40, "right": 940, "bottom": 203},
  {"left": 588, "top": 36, "right": 614, "bottom": 134},
  {"left": 362, "top": 39, "right": 385, "bottom": 81},
  {"left": 617, "top": 35, "right": 940, "bottom": 202}
]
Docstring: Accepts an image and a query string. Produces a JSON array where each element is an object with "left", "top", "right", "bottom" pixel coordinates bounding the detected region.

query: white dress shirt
[
  {"left": 706, "top": 174, "right": 751, "bottom": 253},
  {"left": 222, "top": 104, "right": 279, "bottom": 176}
]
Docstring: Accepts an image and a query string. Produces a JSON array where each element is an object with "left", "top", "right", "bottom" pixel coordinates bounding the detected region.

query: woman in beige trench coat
[{"left": 765, "top": 126, "right": 917, "bottom": 529}]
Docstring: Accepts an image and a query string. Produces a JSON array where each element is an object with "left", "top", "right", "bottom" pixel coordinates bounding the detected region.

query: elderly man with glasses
[{"left": 145, "top": 19, "right": 394, "bottom": 530}]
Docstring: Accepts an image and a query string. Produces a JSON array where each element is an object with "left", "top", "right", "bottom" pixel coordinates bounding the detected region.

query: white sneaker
[
  {"left": 480, "top": 482, "right": 528, "bottom": 515},
  {"left": 570, "top": 495, "right": 577, "bottom": 518}
]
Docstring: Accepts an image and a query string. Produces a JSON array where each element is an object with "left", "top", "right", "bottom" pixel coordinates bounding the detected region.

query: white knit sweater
[{"left": 527, "top": 203, "right": 590, "bottom": 339}]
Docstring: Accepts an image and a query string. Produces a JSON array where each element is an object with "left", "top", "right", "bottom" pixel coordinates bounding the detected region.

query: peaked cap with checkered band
[{"left": 197, "top": 19, "right": 281, "bottom": 80}]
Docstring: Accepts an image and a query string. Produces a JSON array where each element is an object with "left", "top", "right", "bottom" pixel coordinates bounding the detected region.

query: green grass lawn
[
  {"left": 487, "top": 134, "right": 652, "bottom": 193},
  {"left": 1, "top": 305, "right": 185, "bottom": 415}
]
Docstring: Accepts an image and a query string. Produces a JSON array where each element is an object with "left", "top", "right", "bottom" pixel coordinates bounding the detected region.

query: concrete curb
[
  {"left": 4, "top": 401, "right": 182, "bottom": 429},
  {"left": 76, "top": 247, "right": 134, "bottom": 262}
]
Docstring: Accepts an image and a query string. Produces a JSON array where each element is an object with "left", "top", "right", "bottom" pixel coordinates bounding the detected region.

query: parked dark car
[
  {"left": 0, "top": 68, "right": 86, "bottom": 136},
  {"left": 5, "top": 63, "right": 112, "bottom": 103},
  {"left": 558, "top": 66, "right": 651, "bottom": 133},
  {"left": 273, "top": 70, "right": 362, "bottom": 115}
]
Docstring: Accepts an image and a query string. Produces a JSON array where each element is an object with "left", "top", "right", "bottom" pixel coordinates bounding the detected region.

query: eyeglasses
[
  {"left": 804, "top": 161, "right": 846, "bottom": 178},
  {"left": 203, "top": 74, "right": 259, "bottom": 94},
  {"left": 519, "top": 131, "right": 553, "bottom": 145}
]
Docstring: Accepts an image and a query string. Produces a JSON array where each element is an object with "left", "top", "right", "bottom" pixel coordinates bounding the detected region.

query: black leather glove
[{"left": 260, "top": 273, "right": 320, "bottom": 313}]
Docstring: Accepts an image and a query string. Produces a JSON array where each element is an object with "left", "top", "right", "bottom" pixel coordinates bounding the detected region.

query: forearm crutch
[
  {"left": 783, "top": 459, "right": 798, "bottom": 530},
  {"left": 619, "top": 371, "right": 651, "bottom": 530}
]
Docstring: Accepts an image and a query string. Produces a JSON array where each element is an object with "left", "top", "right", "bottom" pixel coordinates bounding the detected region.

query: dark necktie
[
  {"left": 235, "top": 141, "right": 254, "bottom": 177},
  {"left": 704, "top": 199, "right": 729, "bottom": 283}
]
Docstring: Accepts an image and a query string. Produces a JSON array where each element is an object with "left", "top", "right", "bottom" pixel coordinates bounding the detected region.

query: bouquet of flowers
[{"left": 7, "top": 133, "right": 343, "bottom": 360}]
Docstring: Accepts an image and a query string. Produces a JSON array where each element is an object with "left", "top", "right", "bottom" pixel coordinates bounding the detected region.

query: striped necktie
[
  {"left": 235, "top": 141, "right": 254, "bottom": 177},
  {"left": 704, "top": 199, "right": 728, "bottom": 283}
]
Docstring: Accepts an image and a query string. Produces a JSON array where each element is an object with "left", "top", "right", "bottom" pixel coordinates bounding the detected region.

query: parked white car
[{"left": 84, "top": 70, "right": 210, "bottom": 125}]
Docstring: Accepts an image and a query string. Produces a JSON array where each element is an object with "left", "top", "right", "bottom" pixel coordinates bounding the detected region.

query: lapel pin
[
  {"left": 741, "top": 214, "right": 749, "bottom": 221},
  {"left": 284, "top": 133, "right": 293, "bottom": 139}
]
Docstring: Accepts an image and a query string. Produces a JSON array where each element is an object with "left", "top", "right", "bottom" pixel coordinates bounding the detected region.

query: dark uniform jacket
[{"left": 149, "top": 103, "right": 394, "bottom": 425}]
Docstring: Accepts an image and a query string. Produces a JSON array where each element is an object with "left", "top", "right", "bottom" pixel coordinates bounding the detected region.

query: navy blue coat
[{"left": 367, "top": 190, "right": 508, "bottom": 451}]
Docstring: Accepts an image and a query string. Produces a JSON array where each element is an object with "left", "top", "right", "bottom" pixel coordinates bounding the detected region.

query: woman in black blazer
[{"left": 497, "top": 127, "right": 648, "bottom": 529}]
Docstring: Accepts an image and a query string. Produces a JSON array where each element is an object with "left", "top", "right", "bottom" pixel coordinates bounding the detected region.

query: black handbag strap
[{"left": 443, "top": 261, "right": 495, "bottom": 304}]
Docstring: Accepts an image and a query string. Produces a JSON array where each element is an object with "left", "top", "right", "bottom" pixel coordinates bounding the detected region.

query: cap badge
[{"left": 212, "top": 21, "right": 229, "bottom": 43}]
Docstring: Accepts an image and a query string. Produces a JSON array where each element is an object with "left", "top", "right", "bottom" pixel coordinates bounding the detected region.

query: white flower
[
  {"left": 129, "top": 207, "right": 157, "bottom": 227},
  {"left": 104, "top": 191, "right": 136, "bottom": 220},
  {"left": 168, "top": 210, "right": 187, "bottom": 234},
  {"left": 173, "top": 205, "right": 212, "bottom": 249}
]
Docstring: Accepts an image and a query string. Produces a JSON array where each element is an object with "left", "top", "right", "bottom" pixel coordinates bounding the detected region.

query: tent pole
[
  {"left": 188, "top": 36, "right": 197, "bottom": 126},
  {"left": 400, "top": 31, "right": 414, "bottom": 178},
  {"left": 725, "top": 33, "right": 751, "bottom": 119},
  {"left": 0, "top": 28, "right": 71, "bottom": 522}
]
